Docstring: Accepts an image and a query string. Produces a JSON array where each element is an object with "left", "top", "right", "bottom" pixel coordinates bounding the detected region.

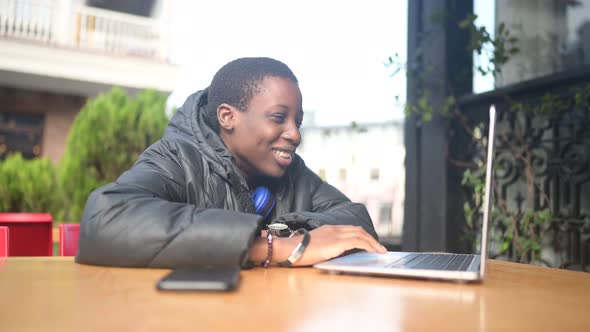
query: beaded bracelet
[{"left": 263, "top": 231, "right": 274, "bottom": 268}]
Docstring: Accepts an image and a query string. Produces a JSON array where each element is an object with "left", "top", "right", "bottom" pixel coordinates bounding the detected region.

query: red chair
[
  {"left": 0, "top": 226, "right": 8, "bottom": 257},
  {"left": 59, "top": 223, "right": 80, "bottom": 256},
  {"left": 0, "top": 213, "right": 53, "bottom": 256}
]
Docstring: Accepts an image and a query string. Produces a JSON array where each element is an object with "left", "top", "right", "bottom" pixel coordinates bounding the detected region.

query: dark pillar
[{"left": 403, "top": 0, "right": 473, "bottom": 252}]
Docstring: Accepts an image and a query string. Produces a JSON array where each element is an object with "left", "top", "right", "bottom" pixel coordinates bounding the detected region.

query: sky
[{"left": 168, "top": 0, "right": 408, "bottom": 126}]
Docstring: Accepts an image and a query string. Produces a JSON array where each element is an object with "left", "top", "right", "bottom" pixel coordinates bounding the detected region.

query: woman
[{"left": 77, "top": 57, "right": 386, "bottom": 268}]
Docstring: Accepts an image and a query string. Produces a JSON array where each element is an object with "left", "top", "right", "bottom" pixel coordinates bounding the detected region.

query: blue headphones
[{"left": 250, "top": 186, "right": 276, "bottom": 220}]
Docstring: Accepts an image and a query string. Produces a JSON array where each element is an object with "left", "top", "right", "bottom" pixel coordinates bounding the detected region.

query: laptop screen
[{"left": 479, "top": 105, "right": 497, "bottom": 278}]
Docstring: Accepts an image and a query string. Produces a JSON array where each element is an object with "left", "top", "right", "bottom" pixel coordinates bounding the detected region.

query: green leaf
[{"left": 500, "top": 241, "right": 510, "bottom": 253}]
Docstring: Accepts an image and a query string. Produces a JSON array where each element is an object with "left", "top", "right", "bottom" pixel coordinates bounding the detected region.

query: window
[
  {"left": 370, "top": 168, "right": 380, "bottom": 181},
  {"left": 379, "top": 202, "right": 393, "bottom": 226},
  {"left": 0, "top": 112, "right": 45, "bottom": 160},
  {"left": 474, "top": 0, "right": 590, "bottom": 91}
]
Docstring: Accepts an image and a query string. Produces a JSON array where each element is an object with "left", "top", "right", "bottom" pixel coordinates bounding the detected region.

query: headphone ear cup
[{"left": 250, "top": 186, "right": 276, "bottom": 219}]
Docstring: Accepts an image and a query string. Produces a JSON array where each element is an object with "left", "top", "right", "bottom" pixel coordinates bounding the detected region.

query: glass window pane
[
  {"left": 0, "top": 112, "right": 45, "bottom": 160},
  {"left": 474, "top": 0, "right": 590, "bottom": 92},
  {"left": 495, "top": 0, "right": 590, "bottom": 87}
]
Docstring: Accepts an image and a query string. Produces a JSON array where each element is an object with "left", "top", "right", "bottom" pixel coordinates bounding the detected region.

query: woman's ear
[{"left": 217, "top": 103, "right": 236, "bottom": 132}]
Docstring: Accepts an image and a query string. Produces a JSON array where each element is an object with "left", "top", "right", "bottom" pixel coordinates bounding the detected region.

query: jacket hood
[
  {"left": 164, "top": 89, "right": 248, "bottom": 188},
  {"left": 164, "top": 89, "right": 297, "bottom": 198}
]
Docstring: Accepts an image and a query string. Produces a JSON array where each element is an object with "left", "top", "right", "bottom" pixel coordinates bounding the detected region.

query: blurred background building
[
  {"left": 0, "top": 0, "right": 177, "bottom": 163},
  {"left": 298, "top": 113, "right": 405, "bottom": 245}
]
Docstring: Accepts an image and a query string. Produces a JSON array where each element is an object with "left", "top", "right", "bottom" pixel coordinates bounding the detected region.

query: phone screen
[{"left": 156, "top": 266, "right": 241, "bottom": 291}]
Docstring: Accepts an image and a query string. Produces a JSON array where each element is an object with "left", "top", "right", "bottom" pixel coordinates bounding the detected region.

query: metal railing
[
  {"left": 0, "top": 0, "right": 168, "bottom": 60},
  {"left": 459, "top": 67, "right": 590, "bottom": 271}
]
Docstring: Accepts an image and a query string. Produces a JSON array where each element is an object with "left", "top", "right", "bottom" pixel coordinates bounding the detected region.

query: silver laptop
[{"left": 314, "top": 105, "right": 497, "bottom": 282}]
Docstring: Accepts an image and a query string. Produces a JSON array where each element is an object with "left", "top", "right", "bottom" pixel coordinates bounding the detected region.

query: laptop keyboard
[{"left": 385, "top": 253, "right": 475, "bottom": 271}]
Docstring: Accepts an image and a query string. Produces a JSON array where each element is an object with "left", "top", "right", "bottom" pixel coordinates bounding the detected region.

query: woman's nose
[{"left": 282, "top": 122, "right": 301, "bottom": 146}]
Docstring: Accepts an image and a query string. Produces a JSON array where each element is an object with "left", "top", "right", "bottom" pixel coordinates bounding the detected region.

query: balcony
[{"left": 0, "top": 0, "right": 177, "bottom": 97}]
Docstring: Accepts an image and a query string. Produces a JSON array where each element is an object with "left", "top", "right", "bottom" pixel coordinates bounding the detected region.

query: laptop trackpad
[{"left": 328, "top": 251, "right": 409, "bottom": 267}]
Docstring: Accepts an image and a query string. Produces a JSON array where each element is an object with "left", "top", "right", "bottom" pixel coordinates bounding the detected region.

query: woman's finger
[{"left": 335, "top": 228, "right": 386, "bottom": 253}]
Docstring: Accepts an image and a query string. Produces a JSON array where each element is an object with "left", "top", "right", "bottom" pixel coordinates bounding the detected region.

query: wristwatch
[{"left": 267, "top": 223, "right": 291, "bottom": 237}]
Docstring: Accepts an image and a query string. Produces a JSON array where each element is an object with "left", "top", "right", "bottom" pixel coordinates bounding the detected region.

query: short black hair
[{"left": 207, "top": 57, "right": 298, "bottom": 133}]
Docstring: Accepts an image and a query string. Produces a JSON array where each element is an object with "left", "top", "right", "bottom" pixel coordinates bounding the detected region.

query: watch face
[
  {"left": 267, "top": 223, "right": 291, "bottom": 237},
  {"left": 268, "top": 223, "right": 288, "bottom": 231}
]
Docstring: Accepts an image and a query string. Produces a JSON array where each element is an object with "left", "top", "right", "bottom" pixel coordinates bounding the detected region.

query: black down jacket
[{"left": 76, "top": 89, "right": 378, "bottom": 268}]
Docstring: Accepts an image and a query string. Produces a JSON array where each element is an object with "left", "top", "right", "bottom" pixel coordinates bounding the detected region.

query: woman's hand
[{"left": 275, "top": 225, "right": 387, "bottom": 266}]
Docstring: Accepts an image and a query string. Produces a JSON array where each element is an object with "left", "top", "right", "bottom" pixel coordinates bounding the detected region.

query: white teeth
[{"left": 273, "top": 149, "right": 292, "bottom": 159}]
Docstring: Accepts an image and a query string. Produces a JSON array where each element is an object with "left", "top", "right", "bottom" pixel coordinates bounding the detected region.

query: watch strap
[{"left": 279, "top": 228, "right": 310, "bottom": 267}]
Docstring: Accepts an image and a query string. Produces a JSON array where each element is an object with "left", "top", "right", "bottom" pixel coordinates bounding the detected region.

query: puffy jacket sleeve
[
  {"left": 273, "top": 160, "right": 379, "bottom": 240},
  {"left": 76, "top": 140, "right": 262, "bottom": 268}
]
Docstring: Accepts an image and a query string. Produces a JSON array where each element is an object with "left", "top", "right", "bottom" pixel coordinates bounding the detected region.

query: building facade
[
  {"left": 0, "top": 0, "right": 177, "bottom": 163},
  {"left": 297, "top": 121, "right": 405, "bottom": 242}
]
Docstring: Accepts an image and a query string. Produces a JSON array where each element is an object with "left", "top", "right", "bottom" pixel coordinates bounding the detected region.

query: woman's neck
[{"left": 247, "top": 175, "right": 277, "bottom": 192}]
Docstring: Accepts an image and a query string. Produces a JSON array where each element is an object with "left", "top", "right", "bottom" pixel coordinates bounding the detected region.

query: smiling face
[{"left": 218, "top": 76, "right": 303, "bottom": 182}]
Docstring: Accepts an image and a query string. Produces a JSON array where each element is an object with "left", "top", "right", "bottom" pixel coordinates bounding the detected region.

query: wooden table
[{"left": 1, "top": 257, "right": 589, "bottom": 331}]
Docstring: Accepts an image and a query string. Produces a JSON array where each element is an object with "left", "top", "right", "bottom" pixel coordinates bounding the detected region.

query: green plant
[
  {"left": 460, "top": 135, "right": 553, "bottom": 264},
  {"left": 387, "top": 12, "right": 570, "bottom": 265},
  {"left": 0, "top": 153, "right": 61, "bottom": 216},
  {"left": 459, "top": 15, "right": 519, "bottom": 77},
  {"left": 58, "top": 87, "right": 169, "bottom": 222}
]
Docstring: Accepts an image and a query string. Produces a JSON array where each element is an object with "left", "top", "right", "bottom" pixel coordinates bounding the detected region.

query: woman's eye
[{"left": 272, "top": 114, "right": 286, "bottom": 123}]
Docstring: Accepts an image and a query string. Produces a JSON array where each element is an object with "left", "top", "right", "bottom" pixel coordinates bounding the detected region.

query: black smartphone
[{"left": 156, "top": 266, "right": 241, "bottom": 292}]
